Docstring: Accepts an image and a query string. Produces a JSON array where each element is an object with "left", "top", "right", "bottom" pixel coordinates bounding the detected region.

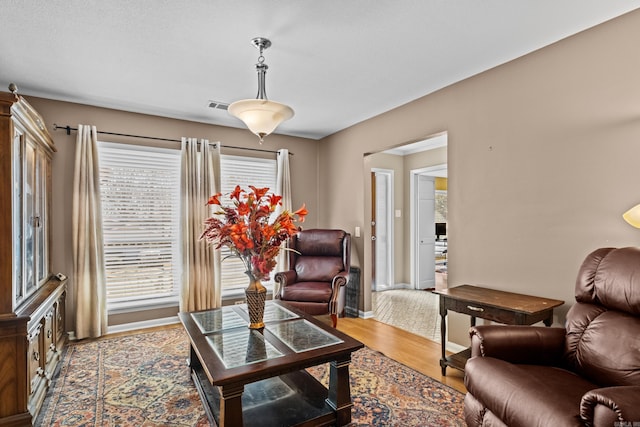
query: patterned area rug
[{"left": 39, "top": 326, "right": 464, "bottom": 426}]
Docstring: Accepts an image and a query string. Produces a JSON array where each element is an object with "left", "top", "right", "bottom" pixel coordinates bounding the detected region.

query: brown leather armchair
[
  {"left": 464, "top": 247, "right": 640, "bottom": 427},
  {"left": 274, "top": 229, "right": 351, "bottom": 327}
]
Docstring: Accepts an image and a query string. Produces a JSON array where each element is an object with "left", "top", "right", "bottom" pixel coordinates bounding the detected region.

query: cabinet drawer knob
[
  {"left": 33, "top": 351, "right": 40, "bottom": 361},
  {"left": 467, "top": 305, "right": 484, "bottom": 312}
]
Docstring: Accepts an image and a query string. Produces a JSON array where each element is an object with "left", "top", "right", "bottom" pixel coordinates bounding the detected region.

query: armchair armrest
[
  {"left": 328, "top": 270, "right": 349, "bottom": 321},
  {"left": 580, "top": 386, "right": 640, "bottom": 427},
  {"left": 331, "top": 270, "right": 349, "bottom": 290},
  {"left": 273, "top": 270, "right": 297, "bottom": 299},
  {"left": 470, "top": 325, "right": 566, "bottom": 365}
]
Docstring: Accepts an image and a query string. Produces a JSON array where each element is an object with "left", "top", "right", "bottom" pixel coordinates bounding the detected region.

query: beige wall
[
  {"left": 26, "top": 97, "right": 320, "bottom": 329},
  {"left": 319, "top": 9, "right": 640, "bottom": 345}
]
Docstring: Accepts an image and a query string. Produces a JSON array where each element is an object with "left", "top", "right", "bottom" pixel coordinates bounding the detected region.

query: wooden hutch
[{"left": 0, "top": 85, "right": 67, "bottom": 425}]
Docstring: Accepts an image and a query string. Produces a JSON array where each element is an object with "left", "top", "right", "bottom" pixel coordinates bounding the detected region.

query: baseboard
[{"left": 360, "top": 310, "right": 375, "bottom": 319}]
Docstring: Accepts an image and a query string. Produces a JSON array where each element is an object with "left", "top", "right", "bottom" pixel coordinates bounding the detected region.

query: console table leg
[{"left": 327, "top": 357, "right": 353, "bottom": 426}]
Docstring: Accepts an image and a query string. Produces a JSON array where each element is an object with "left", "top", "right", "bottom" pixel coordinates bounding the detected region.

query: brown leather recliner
[
  {"left": 274, "top": 229, "right": 351, "bottom": 328},
  {"left": 464, "top": 247, "right": 640, "bottom": 427}
]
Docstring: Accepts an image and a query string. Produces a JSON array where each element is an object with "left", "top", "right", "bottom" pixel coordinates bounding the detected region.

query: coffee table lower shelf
[{"left": 192, "top": 366, "right": 336, "bottom": 427}]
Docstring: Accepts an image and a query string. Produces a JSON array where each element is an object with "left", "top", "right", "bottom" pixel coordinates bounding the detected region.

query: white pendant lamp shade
[
  {"left": 623, "top": 203, "right": 640, "bottom": 228},
  {"left": 229, "top": 37, "right": 294, "bottom": 143},
  {"left": 228, "top": 99, "right": 294, "bottom": 141}
]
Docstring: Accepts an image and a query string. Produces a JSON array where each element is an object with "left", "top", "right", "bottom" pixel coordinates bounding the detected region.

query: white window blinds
[
  {"left": 219, "top": 154, "right": 277, "bottom": 293},
  {"left": 98, "top": 142, "right": 182, "bottom": 309}
]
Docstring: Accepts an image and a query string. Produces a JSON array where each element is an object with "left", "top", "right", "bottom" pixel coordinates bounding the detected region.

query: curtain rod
[{"left": 52, "top": 124, "right": 293, "bottom": 156}]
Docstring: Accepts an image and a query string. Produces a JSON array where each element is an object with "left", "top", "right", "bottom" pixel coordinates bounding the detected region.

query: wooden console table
[{"left": 433, "top": 285, "right": 564, "bottom": 375}]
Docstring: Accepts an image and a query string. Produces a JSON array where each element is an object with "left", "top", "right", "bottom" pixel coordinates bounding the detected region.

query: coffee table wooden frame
[{"left": 179, "top": 300, "right": 364, "bottom": 427}]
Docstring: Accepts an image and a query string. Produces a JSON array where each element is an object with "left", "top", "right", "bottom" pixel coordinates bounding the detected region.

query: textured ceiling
[{"left": 1, "top": 1, "right": 638, "bottom": 140}]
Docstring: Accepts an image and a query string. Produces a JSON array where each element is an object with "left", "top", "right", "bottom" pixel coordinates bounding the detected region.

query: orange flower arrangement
[{"left": 201, "top": 185, "right": 308, "bottom": 281}]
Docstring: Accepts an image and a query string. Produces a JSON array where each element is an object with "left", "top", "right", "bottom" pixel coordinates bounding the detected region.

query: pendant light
[
  {"left": 228, "top": 37, "right": 294, "bottom": 144},
  {"left": 623, "top": 203, "right": 640, "bottom": 228}
]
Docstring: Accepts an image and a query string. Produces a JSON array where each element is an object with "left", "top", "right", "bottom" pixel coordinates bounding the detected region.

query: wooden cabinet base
[
  {"left": 0, "top": 278, "right": 66, "bottom": 426},
  {"left": 0, "top": 412, "right": 33, "bottom": 427}
]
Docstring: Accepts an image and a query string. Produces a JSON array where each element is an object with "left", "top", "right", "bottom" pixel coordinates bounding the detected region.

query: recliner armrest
[
  {"left": 470, "top": 325, "right": 566, "bottom": 365},
  {"left": 580, "top": 386, "right": 640, "bottom": 427}
]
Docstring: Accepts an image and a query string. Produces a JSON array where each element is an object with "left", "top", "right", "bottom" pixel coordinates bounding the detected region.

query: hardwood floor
[{"left": 336, "top": 317, "right": 466, "bottom": 394}]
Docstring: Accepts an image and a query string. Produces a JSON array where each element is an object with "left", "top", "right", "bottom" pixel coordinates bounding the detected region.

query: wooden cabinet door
[
  {"left": 43, "top": 310, "right": 55, "bottom": 367},
  {"left": 55, "top": 292, "right": 66, "bottom": 348},
  {"left": 27, "top": 324, "right": 43, "bottom": 398}
]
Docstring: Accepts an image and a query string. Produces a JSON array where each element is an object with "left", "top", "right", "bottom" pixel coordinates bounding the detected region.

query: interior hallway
[{"left": 372, "top": 289, "right": 441, "bottom": 342}]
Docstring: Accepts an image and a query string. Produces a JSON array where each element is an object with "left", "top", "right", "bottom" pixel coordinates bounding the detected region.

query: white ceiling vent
[{"left": 208, "top": 100, "right": 229, "bottom": 111}]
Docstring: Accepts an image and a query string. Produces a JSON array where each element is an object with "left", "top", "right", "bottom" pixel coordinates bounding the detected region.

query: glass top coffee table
[{"left": 179, "top": 300, "right": 364, "bottom": 427}]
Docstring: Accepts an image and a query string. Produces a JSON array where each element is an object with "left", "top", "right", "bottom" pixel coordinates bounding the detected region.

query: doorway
[
  {"left": 367, "top": 132, "right": 447, "bottom": 341},
  {"left": 410, "top": 163, "right": 448, "bottom": 291}
]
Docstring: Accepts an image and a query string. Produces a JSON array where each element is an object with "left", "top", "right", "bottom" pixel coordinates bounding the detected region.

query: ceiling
[{"left": 1, "top": 1, "right": 638, "bottom": 141}]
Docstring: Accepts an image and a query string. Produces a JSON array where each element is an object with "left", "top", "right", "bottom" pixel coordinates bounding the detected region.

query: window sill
[{"left": 108, "top": 296, "right": 179, "bottom": 314}]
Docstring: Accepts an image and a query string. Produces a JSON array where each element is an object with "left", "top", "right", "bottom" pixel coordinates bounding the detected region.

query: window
[
  {"left": 98, "top": 142, "right": 182, "bottom": 311},
  {"left": 98, "top": 144, "right": 276, "bottom": 308},
  {"left": 219, "top": 154, "right": 277, "bottom": 295}
]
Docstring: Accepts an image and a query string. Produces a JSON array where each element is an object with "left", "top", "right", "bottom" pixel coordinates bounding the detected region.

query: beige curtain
[
  {"left": 275, "top": 148, "right": 293, "bottom": 274},
  {"left": 180, "top": 138, "right": 221, "bottom": 311},
  {"left": 72, "top": 124, "right": 107, "bottom": 339}
]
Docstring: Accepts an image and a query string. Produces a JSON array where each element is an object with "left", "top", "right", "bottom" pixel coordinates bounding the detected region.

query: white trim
[
  {"left": 410, "top": 163, "right": 447, "bottom": 289},
  {"left": 393, "top": 282, "right": 412, "bottom": 289},
  {"left": 384, "top": 134, "right": 448, "bottom": 156},
  {"left": 371, "top": 168, "right": 394, "bottom": 291},
  {"left": 360, "top": 310, "right": 375, "bottom": 319}
]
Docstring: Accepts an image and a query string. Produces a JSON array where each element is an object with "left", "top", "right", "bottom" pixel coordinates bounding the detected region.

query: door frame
[
  {"left": 371, "top": 168, "right": 394, "bottom": 291},
  {"left": 410, "top": 164, "right": 447, "bottom": 289}
]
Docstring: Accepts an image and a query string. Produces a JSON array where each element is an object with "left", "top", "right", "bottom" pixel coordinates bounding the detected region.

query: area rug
[{"left": 38, "top": 326, "right": 464, "bottom": 426}]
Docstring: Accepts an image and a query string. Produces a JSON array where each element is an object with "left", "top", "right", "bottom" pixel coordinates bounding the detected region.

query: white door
[
  {"left": 416, "top": 175, "right": 435, "bottom": 289},
  {"left": 372, "top": 169, "right": 393, "bottom": 291}
]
